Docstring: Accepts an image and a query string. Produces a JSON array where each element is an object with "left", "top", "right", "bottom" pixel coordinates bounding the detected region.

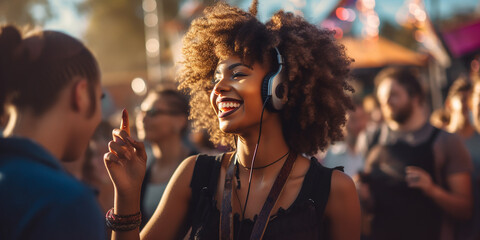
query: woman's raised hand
[{"left": 104, "top": 109, "right": 147, "bottom": 197}]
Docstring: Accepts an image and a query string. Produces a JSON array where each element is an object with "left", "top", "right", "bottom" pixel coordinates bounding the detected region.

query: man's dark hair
[{"left": 374, "top": 66, "right": 425, "bottom": 103}]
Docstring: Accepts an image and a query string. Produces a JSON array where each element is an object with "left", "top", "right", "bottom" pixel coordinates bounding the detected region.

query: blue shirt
[{"left": 0, "top": 137, "right": 105, "bottom": 240}]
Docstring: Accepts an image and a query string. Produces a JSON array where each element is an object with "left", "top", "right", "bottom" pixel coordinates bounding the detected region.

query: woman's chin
[
  {"left": 219, "top": 125, "right": 233, "bottom": 134},
  {"left": 219, "top": 122, "right": 240, "bottom": 134}
]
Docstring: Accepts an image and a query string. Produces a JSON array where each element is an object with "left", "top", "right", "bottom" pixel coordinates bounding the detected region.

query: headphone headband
[
  {"left": 261, "top": 47, "right": 287, "bottom": 112},
  {"left": 267, "top": 48, "right": 284, "bottom": 97}
]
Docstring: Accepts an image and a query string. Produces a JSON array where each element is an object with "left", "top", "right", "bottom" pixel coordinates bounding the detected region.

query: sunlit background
[{"left": 1, "top": 0, "right": 480, "bottom": 120}]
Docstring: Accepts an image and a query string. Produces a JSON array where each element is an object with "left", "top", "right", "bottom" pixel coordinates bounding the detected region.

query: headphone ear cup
[
  {"left": 269, "top": 73, "right": 285, "bottom": 111},
  {"left": 261, "top": 72, "right": 275, "bottom": 110},
  {"left": 275, "top": 83, "right": 286, "bottom": 101}
]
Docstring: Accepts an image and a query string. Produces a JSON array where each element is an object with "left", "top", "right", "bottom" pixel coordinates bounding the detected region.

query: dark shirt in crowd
[{"left": 0, "top": 137, "right": 105, "bottom": 240}]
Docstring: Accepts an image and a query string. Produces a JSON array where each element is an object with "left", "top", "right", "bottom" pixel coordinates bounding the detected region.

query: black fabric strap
[
  {"left": 307, "top": 159, "right": 342, "bottom": 239},
  {"left": 250, "top": 152, "right": 297, "bottom": 240},
  {"left": 220, "top": 155, "right": 236, "bottom": 240},
  {"left": 190, "top": 154, "right": 224, "bottom": 203},
  {"left": 220, "top": 152, "right": 297, "bottom": 240},
  {"left": 186, "top": 154, "right": 223, "bottom": 238},
  {"left": 313, "top": 162, "right": 341, "bottom": 220}
]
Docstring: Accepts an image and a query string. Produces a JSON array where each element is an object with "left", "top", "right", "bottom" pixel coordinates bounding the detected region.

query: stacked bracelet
[{"left": 105, "top": 208, "right": 142, "bottom": 231}]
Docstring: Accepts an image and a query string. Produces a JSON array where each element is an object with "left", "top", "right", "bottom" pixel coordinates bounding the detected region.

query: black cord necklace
[
  {"left": 231, "top": 151, "right": 290, "bottom": 207},
  {"left": 235, "top": 151, "right": 290, "bottom": 170}
]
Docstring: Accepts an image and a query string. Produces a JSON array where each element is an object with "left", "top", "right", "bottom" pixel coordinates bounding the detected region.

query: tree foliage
[
  {"left": 77, "top": 0, "right": 146, "bottom": 73},
  {"left": 380, "top": 20, "right": 418, "bottom": 51},
  {"left": 0, "top": 0, "right": 53, "bottom": 26}
]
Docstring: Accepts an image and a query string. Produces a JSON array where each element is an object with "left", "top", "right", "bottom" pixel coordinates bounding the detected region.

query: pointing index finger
[{"left": 121, "top": 108, "right": 130, "bottom": 136}]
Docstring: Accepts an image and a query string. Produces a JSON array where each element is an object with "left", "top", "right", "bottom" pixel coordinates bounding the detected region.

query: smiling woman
[
  {"left": 179, "top": 5, "right": 355, "bottom": 155},
  {"left": 210, "top": 57, "right": 270, "bottom": 133},
  {"left": 103, "top": 0, "right": 361, "bottom": 239}
]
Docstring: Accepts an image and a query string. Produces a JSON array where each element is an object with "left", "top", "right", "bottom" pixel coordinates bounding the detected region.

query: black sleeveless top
[
  {"left": 183, "top": 154, "right": 337, "bottom": 240},
  {"left": 365, "top": 128, "right": 442, "bottom": 240}
]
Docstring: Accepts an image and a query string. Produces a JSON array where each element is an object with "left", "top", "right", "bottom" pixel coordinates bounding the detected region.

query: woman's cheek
[{"left": 210, "top": 93, "right": 219, "bottom": 114}]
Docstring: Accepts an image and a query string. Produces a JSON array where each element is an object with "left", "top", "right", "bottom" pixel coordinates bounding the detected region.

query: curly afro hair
[{"left": 178, "top": 0, "right": 354, "bottom": 155}]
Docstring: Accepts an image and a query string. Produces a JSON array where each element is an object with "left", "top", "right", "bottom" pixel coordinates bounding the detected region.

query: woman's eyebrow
[{"left": 228, "top": 62, "right": 253, "bottom": 70}]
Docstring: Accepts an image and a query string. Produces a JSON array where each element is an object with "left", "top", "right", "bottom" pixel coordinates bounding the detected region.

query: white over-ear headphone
[{"left": 260, "top": 47, "right": 287, "bottom": 112}]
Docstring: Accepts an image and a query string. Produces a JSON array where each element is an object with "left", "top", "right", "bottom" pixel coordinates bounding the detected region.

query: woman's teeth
[{"left": 218, "top": 101, "right": 241, "bottom": 112}]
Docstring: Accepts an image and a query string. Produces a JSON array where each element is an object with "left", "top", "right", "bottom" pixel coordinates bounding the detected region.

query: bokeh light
[
  {"left": 142, "top": 0, "right": 156, "bottom": 12},
  {"left": 146, "top": 39, "right": 159, "bottom": 54},
  {"left": 144, "top": 13, "right": 158, "bottom": 27},
  {"left": 131, "top": 78, "right": 147, "bottom": 96}
]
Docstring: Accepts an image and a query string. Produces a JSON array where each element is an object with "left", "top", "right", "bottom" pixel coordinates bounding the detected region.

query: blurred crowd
[
  {"left": 319, "top": 62, "right": 480, "bottom": 240},
  {"left": 0, "top": 22, "right": 479, "bottom": 240}
]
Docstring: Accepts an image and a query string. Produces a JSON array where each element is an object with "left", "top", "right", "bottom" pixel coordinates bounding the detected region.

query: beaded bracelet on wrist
[{"left": 105, "top": 208, "right": 142, "bottom": 232}]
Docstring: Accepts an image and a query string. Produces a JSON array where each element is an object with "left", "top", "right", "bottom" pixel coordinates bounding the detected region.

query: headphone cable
[{"left": 236, "top": 95, "right": 270, "bottom": 239}]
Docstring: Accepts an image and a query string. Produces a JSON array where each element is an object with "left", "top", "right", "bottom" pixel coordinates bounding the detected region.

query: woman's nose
[{"left": 212, "top": 76, "right": 230, "bottom": 95}]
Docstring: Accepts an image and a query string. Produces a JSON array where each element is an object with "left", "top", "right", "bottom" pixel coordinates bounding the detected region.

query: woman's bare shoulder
[
  {"left": 331, "top": 170, "right": 356, "bottom": 192},
  {"left": 325, "top": 170, "right": 359, "bottom": 216}
]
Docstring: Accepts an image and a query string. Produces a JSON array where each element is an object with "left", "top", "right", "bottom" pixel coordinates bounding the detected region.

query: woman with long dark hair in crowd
[{"left": 103, "top": 1, "right": 361, "bottom": 239}]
